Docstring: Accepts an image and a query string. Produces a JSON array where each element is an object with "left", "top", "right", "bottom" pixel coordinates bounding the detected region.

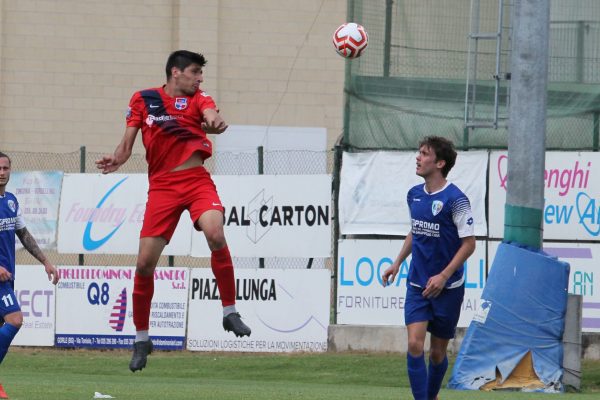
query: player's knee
[
  {"left": 205, "top": 230, "right": 226, "bottom": 251},
  {"left": 407, "top": 338, "right": 424, "bottom": 356},
  {"left": 429, "top": 348, "right": 447, "bottom": 364},
  {"left": 135, "top": 259, "right": 156, "bottom": 275}
]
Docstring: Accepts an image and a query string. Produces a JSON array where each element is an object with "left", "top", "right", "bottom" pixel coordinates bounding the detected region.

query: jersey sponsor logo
[
  {"left": 0, "top": 216, "right": 17, "bottom": 232},
  {"left": 7, "top": 199, "right": 16, "bottom": 213},
  {"left": 145, "top": 114, "right": 181, "bottom": 127},
  {"left": 175, "top": 97, "right": 188, "bottom": 110},
  {"left": 412, "top": 218, "right": 440, "bottom": 237},
  {"left": 432, "top": 200, "right": 443, "bottom": 216}
]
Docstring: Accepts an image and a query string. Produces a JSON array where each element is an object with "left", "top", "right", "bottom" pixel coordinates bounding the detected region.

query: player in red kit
[{"left": 96, "top": 50, "right": 251, "bottom": 372}]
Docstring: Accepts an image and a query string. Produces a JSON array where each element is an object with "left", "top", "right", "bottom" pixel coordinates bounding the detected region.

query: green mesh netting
[{"left": 345, "top": 0, "right": 600, "bottom": 150}]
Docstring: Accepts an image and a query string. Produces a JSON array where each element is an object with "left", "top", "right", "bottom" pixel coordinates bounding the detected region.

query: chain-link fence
[
  {"left": 345, "top": 0, "right": 600, "bottom": 151},
  {"left": 11, "top": 147, "right": 335, "bottom": 271}
]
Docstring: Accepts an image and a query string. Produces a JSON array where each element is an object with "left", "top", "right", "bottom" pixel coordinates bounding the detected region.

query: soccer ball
[{"left": 332, "top": 22, "right": 368, "bottom": 59}]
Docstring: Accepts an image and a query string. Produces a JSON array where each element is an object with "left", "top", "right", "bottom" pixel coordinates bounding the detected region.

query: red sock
[
  {"left": 211, "top": 246, "right": 236, "bottom": 307},
  {"left": 132, "top": 273, "right": 154, "bottom": 331}
]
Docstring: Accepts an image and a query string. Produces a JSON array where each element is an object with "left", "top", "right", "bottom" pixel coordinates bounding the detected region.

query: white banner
[
  {"left": 7, "top": 171, "right": 63, "bottom": 250},
  {"left": 186, "top": 269, "right": 330, "bottom": 352},
  {"left": 191, "top": 175, "right": 332, "bottom": 257},
  {"left": 336, "top": 239, "right": 486, "bottom": 327},
  {"left": 13, "top": 265, "right": 56, "bottom": 346},
  {"left": 490, "top": 151, "right": 600, "bottom": 240},
  {"left": 489, "top": 241, "right": 600, "bottom": 332},
  {"left": 339, "top": 151, "right": 487, "bottom": 236},
  {"left": 57, "top": 174, "right": 192, "bottom": 255},
  {"left": 55, "top": 266, "right": 189, "bottom": 349}
]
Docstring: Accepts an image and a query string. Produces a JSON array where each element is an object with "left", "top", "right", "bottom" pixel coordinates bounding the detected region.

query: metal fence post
[
  {"left": 331, "top": 141, "right": 343, "bottom": 324},
  {"left": 594, "top": 111, "right": 599, "bottom": 151},
  {"left": 383, "top": 0, "right": 393, "bottom": 77},
  {"left": 79, "top": 146, "right": 86, "bottom": 266},
  {"left": 258, "top": 146, "right": 265, "bottom": 269}
]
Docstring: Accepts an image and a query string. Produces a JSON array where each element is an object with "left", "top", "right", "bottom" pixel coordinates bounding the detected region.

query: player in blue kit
[
  {"left": 382, "top": 137, "right": 475, "bottom": 400},
  {"left": 0, "top": 152, "right": 59, "bottom": 399}
]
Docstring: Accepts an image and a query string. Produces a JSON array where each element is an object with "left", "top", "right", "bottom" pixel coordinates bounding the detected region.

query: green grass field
[{"left": 0, "top": 348, "right": 599, "bottom": 399}]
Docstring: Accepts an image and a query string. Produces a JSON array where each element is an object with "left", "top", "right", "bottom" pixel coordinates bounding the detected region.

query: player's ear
[{"left": 436, "top": 159, "right": 446, "bottom": 171}]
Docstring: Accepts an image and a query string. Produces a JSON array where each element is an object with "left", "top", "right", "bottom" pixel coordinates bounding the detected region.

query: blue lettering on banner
[
  {"left": 544, "top": 201, "right": 573, "bottom": 225},
  {"left": 576, "top": 192, "right": 600, "bottom": 236},
  {"left": 341, "top": 256, "right": 485, "bottom": 289},
  {"left": 87, "top": 282, "right": 110, "bottom": 305},
  {"left": 464, "top": 259, "right": 485, "bottom": 289},
  {"left": 543, "top": 192, "right": 600, "bottom": 237},
  {"left": 572, "top": 271, "right": 593, "bottom": 296},
  {"left": 82, "top": 177, "right": 128, "bottom": 251},
  {"left": 339, "top": 256, "right": 409, "bottom": 287}
]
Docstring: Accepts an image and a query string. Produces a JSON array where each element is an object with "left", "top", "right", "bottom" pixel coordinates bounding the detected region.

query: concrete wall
[{"left": 0, "top": 0, "right": 346, "bottom": 154}]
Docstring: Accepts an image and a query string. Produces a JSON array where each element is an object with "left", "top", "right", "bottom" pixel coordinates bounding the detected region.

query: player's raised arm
[
  {"left": 96, "top": 126, "right": 140, "bottom": 174},
  {"left": 201, "top": 108, "right": 228, "bottom": 134}
]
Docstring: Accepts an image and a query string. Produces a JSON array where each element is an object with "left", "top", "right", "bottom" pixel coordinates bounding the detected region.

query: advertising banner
[
  {"left": 339, "top": 151, "right": 487, "bottom": 236},
  {"left": 7, "top": 171, "right": 63, "bottom": 250},
  {"left": 490, "top": 151, "right": 600, "bottom": 240},
  {"left": 13, "top": 265, "right": 56, "bottom": 346},
  {"left": 55, "top": 266, "right": 188, "bottom": 349},
  {"left": 187, "top": 269, "right": 330, "bottom": 352},
  {"left": 336, "top": 239, "right": 487, "bottom": 327},
  {"left": 57, "top": 174, "right": 192, "bottom": 255},
  {"left": 191, "top": 175, "right": 332, "bottom": 257},
  {"left": 489, "top": 241, "right": 600, "bottom": 332}
]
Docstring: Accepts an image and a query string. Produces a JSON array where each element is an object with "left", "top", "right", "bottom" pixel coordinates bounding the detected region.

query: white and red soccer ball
[{"left": 332, "top": 22, "right": 368, "bottom": 59}]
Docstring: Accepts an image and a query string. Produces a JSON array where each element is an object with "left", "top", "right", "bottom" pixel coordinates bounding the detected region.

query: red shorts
[{"left": 140, "top": 166, "right": 224, "bottom": 242}]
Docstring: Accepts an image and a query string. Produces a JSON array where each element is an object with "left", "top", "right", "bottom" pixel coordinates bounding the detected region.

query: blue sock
[
  {"left": 0, "top": 323, "right": 20, "bottom": 364},
  {"left": 407, "top": 352, "right": 427, "bottom": 400},
  {"left": 427, "top": 356, "right": 448, "bottom": 400}
]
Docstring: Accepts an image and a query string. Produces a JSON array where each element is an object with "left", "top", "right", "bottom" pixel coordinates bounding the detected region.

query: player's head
[
  {"left": 0, "top": 151, "right": 12, "bottom": 190},
  {"left": 417, "top": 136, "right": 456, "bottom": 178},
  {"left": 165, "top": 50, "right": 207, "bottom": 96}
]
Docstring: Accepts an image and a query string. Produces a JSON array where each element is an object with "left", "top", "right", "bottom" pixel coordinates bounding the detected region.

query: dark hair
[
  {"left": 165, "top": 50, "right": 207, "bottom": 79},
  {"left": 0, "top": 151, "right": 11, "bottom": 165},
  {"left": 418, "top": 136, "right": 456, "bottom": 177}
]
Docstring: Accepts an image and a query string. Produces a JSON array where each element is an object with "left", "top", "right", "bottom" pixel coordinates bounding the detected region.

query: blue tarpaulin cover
[{"left": 448, "top": 242, "right": 570, "bottom": 392}]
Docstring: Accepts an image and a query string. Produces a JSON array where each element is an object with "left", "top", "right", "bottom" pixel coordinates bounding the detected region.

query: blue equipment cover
[{"left": 448, "top": 242, "right": 570, "bottom": 392}]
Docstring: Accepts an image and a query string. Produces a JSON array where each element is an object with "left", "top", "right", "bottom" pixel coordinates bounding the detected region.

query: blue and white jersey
[
  {"left": 407, "top": 182, "right": 474, "bottom": 288},
  {"left": 0, "top": 192, "right": 26, "bottom": 278}
]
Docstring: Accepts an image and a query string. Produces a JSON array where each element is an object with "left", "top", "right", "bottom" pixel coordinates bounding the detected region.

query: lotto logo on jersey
[
  {"left": 175, "top": 97, "right": 188, "bottom": 110},
  {"left": 431, "top": 200, "right": 444, "bottom": 216}
]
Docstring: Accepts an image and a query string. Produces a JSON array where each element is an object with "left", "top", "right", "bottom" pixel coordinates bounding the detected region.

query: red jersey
[{"left": 126, "top": 86, "right": 217, "bottom": 177}]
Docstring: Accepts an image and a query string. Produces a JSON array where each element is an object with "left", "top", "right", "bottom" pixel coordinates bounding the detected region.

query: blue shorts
[
  {"left": 404, "top": 283, "right": 464, "bottom": 339},
  {"left": 0, "top": 281, "right": 21, "bottom": 317}
]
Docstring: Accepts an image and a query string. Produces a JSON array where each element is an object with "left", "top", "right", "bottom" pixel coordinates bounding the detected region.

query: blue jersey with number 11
[
  {"left": 407, "top": 183, "right": 474, "bottom": 289},
  {"left": 0, "top": 192, "right": 25, "bottom": 278}
]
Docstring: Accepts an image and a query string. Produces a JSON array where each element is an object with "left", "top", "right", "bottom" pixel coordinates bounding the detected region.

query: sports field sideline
[{"left": 1, "top": 348, "right": 598, "bottom": 399}]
